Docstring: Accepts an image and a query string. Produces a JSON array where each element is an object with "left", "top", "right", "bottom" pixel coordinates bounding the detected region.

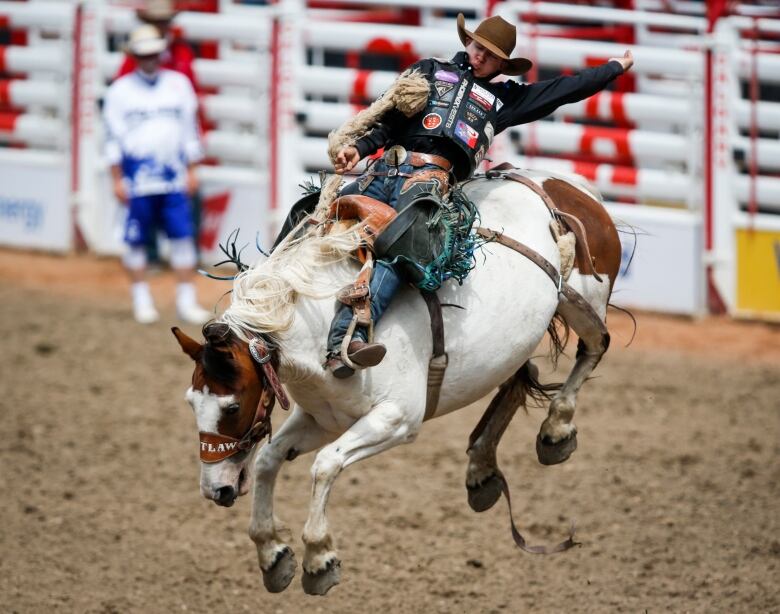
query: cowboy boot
[{"left": 325, "top": 340, "right": 387, "bottom": 379}]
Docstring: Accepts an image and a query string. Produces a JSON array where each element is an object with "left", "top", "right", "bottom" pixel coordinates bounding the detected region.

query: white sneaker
[
  {"left": 177, "top": 303, "right": 212, "bottom": 325},
  {"left": 134, "top": 303, "right": 160, "bottom": 324}
]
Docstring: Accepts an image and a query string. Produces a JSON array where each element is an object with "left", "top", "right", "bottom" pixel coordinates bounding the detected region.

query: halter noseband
[{"left": 199, "top": 336, "right": 290, "bottom": 464}]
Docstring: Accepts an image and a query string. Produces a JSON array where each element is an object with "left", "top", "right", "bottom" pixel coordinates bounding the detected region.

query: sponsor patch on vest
[
  {"left": 434, "top": 81, "right": 455, "bottom": 98},
  {"left": 469, "top": 90, "right": 493, "bottom": 111},
  {"left": 445, "top": 79, "right": 470, "bottom": 129},
  {"left": 496, "top": 98, "right": 504, "bottom": 111},
  {"left": 434, "top": 69, "right": 459, "bottom": 83},
  {"left": 454, "top": 120, "right": 479, "bottom": 149},
  {"left": 422, "top": 112, "right": 443, "bottom": 129},
  {"left": 465, "top": 110, "right": 480, "bottom": 123},
  {"left": 471, "top": 83, "right": 495, "bottom": 105},
  {"left": 466, "top": 102, "right": 487, "bottom": 119}
]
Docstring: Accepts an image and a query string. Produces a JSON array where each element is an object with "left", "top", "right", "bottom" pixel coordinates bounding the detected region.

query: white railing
[{"left": 0, "top": 0, "right": 74, "bottom": 252}]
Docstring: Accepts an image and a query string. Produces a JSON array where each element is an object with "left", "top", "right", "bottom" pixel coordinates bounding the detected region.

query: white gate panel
[
  {"left": 197, "top": 168, "right": 271, "bottom": 266},
  {"left": 0, "top": 150, "right": 71, "bottom": 252},
  {"left": 608, "top": 203, "right": 703, "bottom": 315}
]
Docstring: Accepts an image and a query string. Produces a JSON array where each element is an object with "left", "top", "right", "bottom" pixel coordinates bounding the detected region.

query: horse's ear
[{"left": 171, "top": 327, "right": 203, "bottom": 361}]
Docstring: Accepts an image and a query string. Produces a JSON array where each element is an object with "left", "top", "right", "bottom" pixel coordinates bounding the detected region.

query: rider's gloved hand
[{"left": 334, "top": 146, "right": 360, "bottom": 175}]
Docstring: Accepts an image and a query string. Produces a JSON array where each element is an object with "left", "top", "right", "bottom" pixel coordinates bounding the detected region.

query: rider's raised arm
[{"left": 495, "top": 60, "right": 625, "bottom": 132}]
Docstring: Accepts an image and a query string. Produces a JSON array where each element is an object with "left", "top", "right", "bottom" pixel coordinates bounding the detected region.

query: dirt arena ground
[{"left": 1, "top": 249, "right": 778, "bottom": 613}]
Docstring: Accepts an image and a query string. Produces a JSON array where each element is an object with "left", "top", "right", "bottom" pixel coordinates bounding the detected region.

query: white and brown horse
[{"left": 173, "top": 170, "right": 621, "bottom": 595}]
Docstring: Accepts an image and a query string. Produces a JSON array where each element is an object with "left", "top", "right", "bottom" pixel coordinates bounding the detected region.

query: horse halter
[{"left": 199, "top": 336, "right": 290, "bottom": 464}]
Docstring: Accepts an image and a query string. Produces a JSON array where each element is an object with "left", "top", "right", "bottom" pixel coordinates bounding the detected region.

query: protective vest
[{"left": 400, "top": 60, "right": 501, "bottom": 176}]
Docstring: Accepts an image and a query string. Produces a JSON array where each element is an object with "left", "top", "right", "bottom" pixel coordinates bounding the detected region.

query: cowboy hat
[
  {"left": 127, "top": 24, "right": 168, "bottom": 56},
  {"left": 457, "top": 13, "right": 532, "bottom": 76},
  {"left": 137, "top": 0, "right": 177, "bottom": 23}
]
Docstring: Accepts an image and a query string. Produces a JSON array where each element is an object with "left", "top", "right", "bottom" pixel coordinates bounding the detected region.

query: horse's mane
[{"left": 220, "top": 219, "right": 363, "bottom": 342}]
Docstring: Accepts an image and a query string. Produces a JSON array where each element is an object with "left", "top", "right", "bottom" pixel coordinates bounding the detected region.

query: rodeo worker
[
  {"left": 325, "top": 13, "right": 634, "bottom": 377},
  {"left": 103, "top": 25, "right": 210, "bottom": 325}
]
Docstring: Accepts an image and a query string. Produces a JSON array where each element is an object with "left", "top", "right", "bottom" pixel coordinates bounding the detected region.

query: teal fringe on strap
[{"left": 402, "top": 185, "right": 487, "bottom": 292}]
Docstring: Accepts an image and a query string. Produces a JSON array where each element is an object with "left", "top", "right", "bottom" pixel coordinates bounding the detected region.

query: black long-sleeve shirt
[{"left": 355, "top": 52, "right": 625, "bottom": 180}]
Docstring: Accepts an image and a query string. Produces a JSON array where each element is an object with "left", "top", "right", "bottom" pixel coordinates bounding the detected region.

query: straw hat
[
  {"left": 127, "top": 24, "right": 168, "bottom": 56},
  {"left": 456, "top": 13, "right": 532, "bottom": 76},
  {"left": 137, "top": 0, "right": 177, "bottom": 23}
]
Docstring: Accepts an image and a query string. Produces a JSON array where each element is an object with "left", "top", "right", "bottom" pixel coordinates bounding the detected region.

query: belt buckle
[
  {"left": 385, "top": 144, "right": 407, "bottom": 166},
  {"left": 387, "top": 167, "right": 398, "bottom": 177}
]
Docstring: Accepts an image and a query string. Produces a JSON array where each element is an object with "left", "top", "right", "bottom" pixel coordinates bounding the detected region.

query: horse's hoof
[
  {"left": 536, "top": 432, "right": 578, "bottom": 465},
  {"left": 301, "top": 558, "right": 341, "bottom": 596},
  {"left": 467, "top": 473, "right": 504, "bottom": 512},
  {"left": 262, "top": 547, "right": 296, "bottom": 593}
]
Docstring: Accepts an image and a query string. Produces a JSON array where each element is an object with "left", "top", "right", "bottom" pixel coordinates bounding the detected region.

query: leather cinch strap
[
  {"left": 421, "top": 290, "right": 447, "bottom": 421},
  {"left": 476, "top": 227, "right": 608, "bottom": 338},
  {"left": 418, "top": 226, "right": 606, "bottom": 424}
]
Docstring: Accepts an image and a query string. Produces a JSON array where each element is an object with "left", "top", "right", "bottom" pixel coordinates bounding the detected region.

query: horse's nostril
[{"left": 214, "top": 485, "right": 237, "bottom": 506}]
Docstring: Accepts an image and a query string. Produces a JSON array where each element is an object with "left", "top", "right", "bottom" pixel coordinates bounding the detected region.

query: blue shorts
[{"left": 124, "top": 192, "right": 194, "bottom": 247}]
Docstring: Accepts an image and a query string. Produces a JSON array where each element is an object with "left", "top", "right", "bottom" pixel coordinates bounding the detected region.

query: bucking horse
[{"left": 172, "top": 167, "right": 621, "bottom": 595}]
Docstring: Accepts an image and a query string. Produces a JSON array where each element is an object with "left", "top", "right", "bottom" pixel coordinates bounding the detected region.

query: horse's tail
[
  {"left": 546, "top": 312, "right": 570, "bottom": 369},
  {"left": 518, "top": 360, "right": 562, "bottom": 406}
]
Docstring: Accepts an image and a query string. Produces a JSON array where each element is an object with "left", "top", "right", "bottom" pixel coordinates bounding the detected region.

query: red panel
[
  {"left": 345, "top": 49, "right": 360, "bottom": 70},
  {"left": 350, "top": 70, "right": 370, "bottom": 105},
  {"left": 177, "top": 0, "right": 218, "bottom": 11},
  {"left": 579, "top": 125, "right": 633, "bottom": 163},
  {"left": 610, "top": 92, "right": 629, "bottom": 125},
  {"left": 584, "top": 56, "right": 609, "bottom": 68},
  {"left": 364, "top": 37, "right": 419, "bottom": 69},
  {"left": 0, "top": 80, "right": 10, "bottom": 105},
  {"left": 198, "top": 40, "right": 218, "bottom": 60},
  {"left": 199, "top": 192, "right": 231, "bottom": 251},
  {"left": 0, "top": 111, "right": 20, "bottom": 131},
  {"left": 572, "top": 161, "right": 598, "bottom": 181},
  {"left": 584, "top": 92, "right": 600, "bottom": 119},
  {"left": 0, "top": 46, "right": 6, "bottom": 73},
  {"left": 611, "top": 166, "right": 638, "bottom": 185},
  {"left": 11, "top": 29, "right": 27, "bottom": 46}
]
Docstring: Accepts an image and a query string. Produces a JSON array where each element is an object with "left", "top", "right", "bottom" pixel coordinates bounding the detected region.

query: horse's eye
[{"left": 225, "top": 403, "right": 240, "bottom": 415}]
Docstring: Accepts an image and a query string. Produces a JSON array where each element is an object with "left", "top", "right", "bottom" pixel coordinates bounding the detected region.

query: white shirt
[{"left": 103, "top": 69, "right": 203, "bottom": 197}]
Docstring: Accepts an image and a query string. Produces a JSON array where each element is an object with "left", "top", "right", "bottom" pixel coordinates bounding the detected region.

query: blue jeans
[{"left": 325, "top": 159, "right": 437, "bottom": 354}]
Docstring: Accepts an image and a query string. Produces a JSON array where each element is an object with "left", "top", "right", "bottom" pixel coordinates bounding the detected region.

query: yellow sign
[{"left": 736, "top": 228, "right": 780, "bottom": 317}]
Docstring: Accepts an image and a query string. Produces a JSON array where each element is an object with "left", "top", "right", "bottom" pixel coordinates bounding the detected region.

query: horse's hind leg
[
  {"left": 466, "top": 363, "right": 537, "bottom": 512},
  {"left": 537, "top": 288, "right": 610, "bottom": 465},
  {"left": 301, "top": 400, "right": 419, "bottom": 595},
  {"left": 250, "top": 406, "right": 332, "bottom": 593}
]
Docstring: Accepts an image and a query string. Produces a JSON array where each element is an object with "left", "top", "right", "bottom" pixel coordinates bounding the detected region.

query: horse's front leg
[
  {"left": 250, "top": 405, "right": 332, "bottom": 593},
  {"left": 301, "top": 400, "right": 419, "bottom": 595}
]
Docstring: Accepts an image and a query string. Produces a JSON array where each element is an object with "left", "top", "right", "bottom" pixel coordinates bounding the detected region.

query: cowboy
[
  {"left": 324, "top": 13, "right": 634, "bottom": 378},
  {"left": 104, "top": 25, "right": 210, "bottom": 325},
  {"left": 115, "top": 0, "right": 197, "bottom": 88}
]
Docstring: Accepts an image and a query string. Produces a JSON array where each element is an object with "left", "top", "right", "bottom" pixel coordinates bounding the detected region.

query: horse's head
[{"left": 171, "top": 322, "right": 289, "bottom": 507}]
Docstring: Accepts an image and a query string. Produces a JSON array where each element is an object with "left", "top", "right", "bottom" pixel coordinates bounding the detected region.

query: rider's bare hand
[
  {"left": 610, "top": 49, "right": 634, "bottom": 72},
  {"left": 113, "top": 177, "right": 128, "bottom": 204},
  {"left": 334, "top": 146, "right": 360, "bottom": 175},
  {"left": 186, "top": 165, "right": 199, "bottom": 196}
]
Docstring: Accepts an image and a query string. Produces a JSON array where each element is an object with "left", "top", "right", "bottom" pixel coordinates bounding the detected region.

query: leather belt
[
  {"left": 381, "top": 145, "right": 452, "bottom": 171},
  {"left": 405, "top": 151, "right": 452, "bottom": 170}
]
